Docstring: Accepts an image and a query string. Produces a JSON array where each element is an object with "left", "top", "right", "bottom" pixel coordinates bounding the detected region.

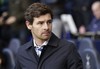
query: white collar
[{"left": 33, "top": 39, "right": 49, "bottom": 48}]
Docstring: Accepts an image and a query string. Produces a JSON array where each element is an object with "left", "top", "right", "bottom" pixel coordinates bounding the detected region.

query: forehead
[
  {"left": 33, "top": 14, "right": 52, "bottom": 22},
  {"left": 92, "top": 2, "right": 100, "bottom": 10}
]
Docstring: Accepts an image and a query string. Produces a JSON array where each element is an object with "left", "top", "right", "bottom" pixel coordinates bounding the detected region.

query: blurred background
[{"left": 0, "top": 0, "right": 100, "bottom": 69}]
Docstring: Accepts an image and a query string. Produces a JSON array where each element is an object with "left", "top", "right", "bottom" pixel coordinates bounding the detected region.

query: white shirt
[{"left": 33, "top": 39, "right": 48, "bottom": 57}]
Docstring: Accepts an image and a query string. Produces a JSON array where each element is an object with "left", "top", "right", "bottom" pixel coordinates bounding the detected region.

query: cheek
[
  {"left": 32, "top": 27, "right": 42, "bottom": 34},
  {"left": 49, "top": 24, "right": 52, "bottom": 29}
]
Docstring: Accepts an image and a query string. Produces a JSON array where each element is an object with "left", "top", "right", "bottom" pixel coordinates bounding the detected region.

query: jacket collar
[
  {"left": 24, "top": 32, "right": 60, "bottom": 50},
  {"left": 47, "top": 33, "right": 60, "bottom": 47},
  {"left": 24, "top": 39, "right": 33, "bottom": 50}
]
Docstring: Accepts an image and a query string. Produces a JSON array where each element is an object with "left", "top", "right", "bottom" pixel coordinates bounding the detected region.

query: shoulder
[
  {"left": 17, "top": 40, "right": 33, "bottom": 55},
  {"left": 59, "top": 39, "right": 75, "bottom": 46},
  {"left": 58, "top": 39, "right": 77, "bottom": 50}
]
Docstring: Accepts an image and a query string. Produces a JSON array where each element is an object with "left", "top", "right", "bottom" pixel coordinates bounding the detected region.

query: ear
[{"left": 25, "top": 21, "right": 32, "bottom": 30}]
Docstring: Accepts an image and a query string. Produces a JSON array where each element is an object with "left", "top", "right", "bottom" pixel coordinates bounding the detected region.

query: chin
[
  {"left": 43, "top": 37, "right": 50, "bottom": 40},
  {"left": 43, "top": 36, "right": 51, "bottom": 40}
]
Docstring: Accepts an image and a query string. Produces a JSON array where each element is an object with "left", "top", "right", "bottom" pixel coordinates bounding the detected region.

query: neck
[{"left": 34, "top": 38, "right": 47, "bottom": 46}]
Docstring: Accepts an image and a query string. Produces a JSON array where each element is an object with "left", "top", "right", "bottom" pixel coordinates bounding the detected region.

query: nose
[{"left": 43, "top": 23, "right": 49, "bottom": 30}]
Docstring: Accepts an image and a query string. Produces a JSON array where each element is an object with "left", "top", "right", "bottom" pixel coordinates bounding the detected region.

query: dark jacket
[
  {"left": 15, "top": 33, "right": 83, "bottom": 69},
  {"left": 87, "top": 17, "right": 100, "bottom": 32}
]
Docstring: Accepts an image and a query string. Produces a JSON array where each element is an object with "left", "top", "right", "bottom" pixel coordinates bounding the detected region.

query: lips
[{"left": 42, "top": 31, "right": 51, "bottom": 35}]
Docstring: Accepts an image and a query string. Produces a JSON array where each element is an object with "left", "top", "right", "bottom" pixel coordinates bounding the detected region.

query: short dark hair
[{"left": 24, "top": 2, "right": 53, "bottom": 24}]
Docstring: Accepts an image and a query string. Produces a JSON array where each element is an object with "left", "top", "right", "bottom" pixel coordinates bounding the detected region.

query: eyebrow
[{"left": 38, "top": 19, "right": 52, "bottom": 22}]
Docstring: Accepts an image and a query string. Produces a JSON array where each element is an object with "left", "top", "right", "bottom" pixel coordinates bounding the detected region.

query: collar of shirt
[{"left": 33, "top": 39, "right": 49, "bottom": 48}]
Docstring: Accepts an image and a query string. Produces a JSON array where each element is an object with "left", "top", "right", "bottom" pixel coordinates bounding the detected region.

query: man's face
[
  {"left": 26, "top": 13, "right": 52, "bottom": 41},
  {"left": 92, "top": 4, "right": 100, "bottom": 19}
]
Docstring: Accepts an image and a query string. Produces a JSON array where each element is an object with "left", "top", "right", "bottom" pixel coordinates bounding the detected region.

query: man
[
  {"left": 79, "top": 1, "right": 100, "bottom": 34},
  {"left": 15, "top": 3, "right": 83, "bottom": 69},
  {"left": 87, "top": 1, "right": 100, "bottom": 32}
]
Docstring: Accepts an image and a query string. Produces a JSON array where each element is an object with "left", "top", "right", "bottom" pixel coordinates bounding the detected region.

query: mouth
[{"left": 42, "top": 31, "right": 51, "bottom": 36}]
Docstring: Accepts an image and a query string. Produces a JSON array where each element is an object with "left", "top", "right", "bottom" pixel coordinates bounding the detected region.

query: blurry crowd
[{"left": 0, "top": 0, "right": 100, "bottom": 69}]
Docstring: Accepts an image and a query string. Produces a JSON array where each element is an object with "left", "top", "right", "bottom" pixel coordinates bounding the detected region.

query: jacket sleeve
[{"left": 67, "top": 43, "right": 83, "bottom": 69}]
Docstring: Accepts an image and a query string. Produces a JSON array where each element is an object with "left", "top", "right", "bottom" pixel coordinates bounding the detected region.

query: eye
[
  {"left": 47, "top": 20, "right": 52, "bottom": 24},
  {"left": 37, "top": 21, "right": 44, "bottom": 25}
]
